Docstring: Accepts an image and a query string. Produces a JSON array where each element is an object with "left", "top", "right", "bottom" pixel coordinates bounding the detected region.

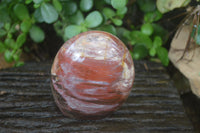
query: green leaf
[
  {"left": 141, "top": 23, "right": 154, "bottom": 36},
  {"left": 34, "top": 3, "right": 41, "bottom": 8},
  {"left": 149, "top": 47, "right": 156, "bottom": 56},
  {"left": 111, "top": 0, "right": 126, "bottom": 10},
  {"left": 16, "top": 33, "right": 26, "bottom": 49},
  {"left": 112, "top": 18, "right": 123, "bottom": 26},
  {"left": 85, "top": 11, "right": 103, "bottom": 28},
  {"left": 53, "top": 0, "right": 62, "bottom": 12},
  {"left": 34, "top": 8, "right": 44, "bottom": 22},
  {"left": 131, "top": 31, "right": 153, "bottom": 48},
  {"left": 4, "top": 50, "right": 13, "bottom": 63},
  {"left": 144, "top": 10, "right": 163, "bottom": 23},
  {"left": 103, "top": 8, "right": 115, "bottom": 19},
  {"left": 116, "top": 27, "right": 130, "bottom": 43},
  {"left": 104, "top": 0, "right": 111, "bottom": 4},
  {"left": 69, "top": 10, "right": 84, "bottom": 25},
  {"left": 97, "top": 25, "right": 116, "bottom": 35},
  {"left": 94, "top": 1, "right": 106, "bottom": 10},
  {"left": 0, "top": 23, "right": 3, "bottom": 29},
  {"left": 64, "top": 25, "right": 82, "bottom": 39},
  {"left": 132, "top": 45, "right": 148, "bottom": 60},
  {"left": 7, "top": 33, "right": 12, "bottom": 39},
  {"left": 0, "top": 41, "right": 6, "bottom": 53},
  {"left": 80, "top": 0, "right": 93, "bottom": 12},
  {"left": 20, "top": 20, "right": 32, "bottom": 33},
  {"left": 33, "top": 0, "right": 43, "bottom": 4},
  {"left": 25, "top": 0, "right": 33, "bottom": 4},
  {"left": 183, "top": 0, "right": 191, "bottom": 6},
  {"left": 53, "top": 20, "right": 63, "bottom": 36},
  {"left": 4, "top": 38, "right": 15, "bottom": 49},
  {"left": 62, "top": 2, "right": 77, "bottom": 15},
  {"left": 81, "top": 27, "right": 88, "bottom": 32},
  {"left": 29, "top": 25, "right": 45, "bottom": 43},
  {"left": 4, "top": 23, "right": 10, "bottom": 31},
  {"left": 15, "top": 61, "right": 24, "bottom": 67},
  {"left": 116, "top": 6, "right": 127, "bottom": 16},
  {"left": 152, "top": 23, "right": 168, "bottom": 43},
  {"left": 0, "top": 29, "right": 7, "bottom": 37},
  {"left": 156, "top": 46, "right": 169, "bottom": 66},
  {"left": 41, "top": 3, "right": 58, "bottom": 24},
  {"left": 10, "top": 24, "right": 17, "bottom": 33},
  {"left": 13, "top": 54, "right": 20, "bottom": 62},
  {"left": 137, "top": 0, "right": 156, "bottom": 13},
  {"left": 0, "top": 7, "right": 11, "bottom": 24},
  {"left": 153, "top": 36, "right": 162, "bottom": 47},
  {"left": 13, "top": 4, "right": 30, "bottom": 21}
]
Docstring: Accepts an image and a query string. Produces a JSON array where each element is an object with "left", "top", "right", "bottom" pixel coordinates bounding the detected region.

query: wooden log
[{"left": 0, "top": 61, "right": 193, "bottom": 132}]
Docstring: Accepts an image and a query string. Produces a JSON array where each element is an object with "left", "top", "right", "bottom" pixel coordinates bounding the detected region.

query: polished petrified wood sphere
[{"left": 51, "top": 31, "right": 135, "bottom": 120}]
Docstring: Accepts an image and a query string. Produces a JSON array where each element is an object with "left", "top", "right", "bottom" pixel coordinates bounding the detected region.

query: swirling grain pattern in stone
[{"left": 51, "top": 31, "right": 134, "bottom": 119}]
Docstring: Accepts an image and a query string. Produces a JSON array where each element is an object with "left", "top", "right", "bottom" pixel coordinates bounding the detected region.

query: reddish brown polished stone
[{"left": 51, "top": 31, "right": 135, "bottom": 120}]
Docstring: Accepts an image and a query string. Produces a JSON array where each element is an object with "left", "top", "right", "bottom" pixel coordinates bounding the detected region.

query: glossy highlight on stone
[{"left": 51, "top": 31, "right": 135, "bottom": 120}]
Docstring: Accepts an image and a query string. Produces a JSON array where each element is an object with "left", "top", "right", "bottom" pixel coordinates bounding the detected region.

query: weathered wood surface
[{"left": 0, "top": 61, "right": 193, "bottom": 133}]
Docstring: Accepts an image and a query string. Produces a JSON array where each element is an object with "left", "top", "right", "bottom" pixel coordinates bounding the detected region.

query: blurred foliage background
[{"left": 0, "top": 0, "right": 197, "bottom": 67}]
